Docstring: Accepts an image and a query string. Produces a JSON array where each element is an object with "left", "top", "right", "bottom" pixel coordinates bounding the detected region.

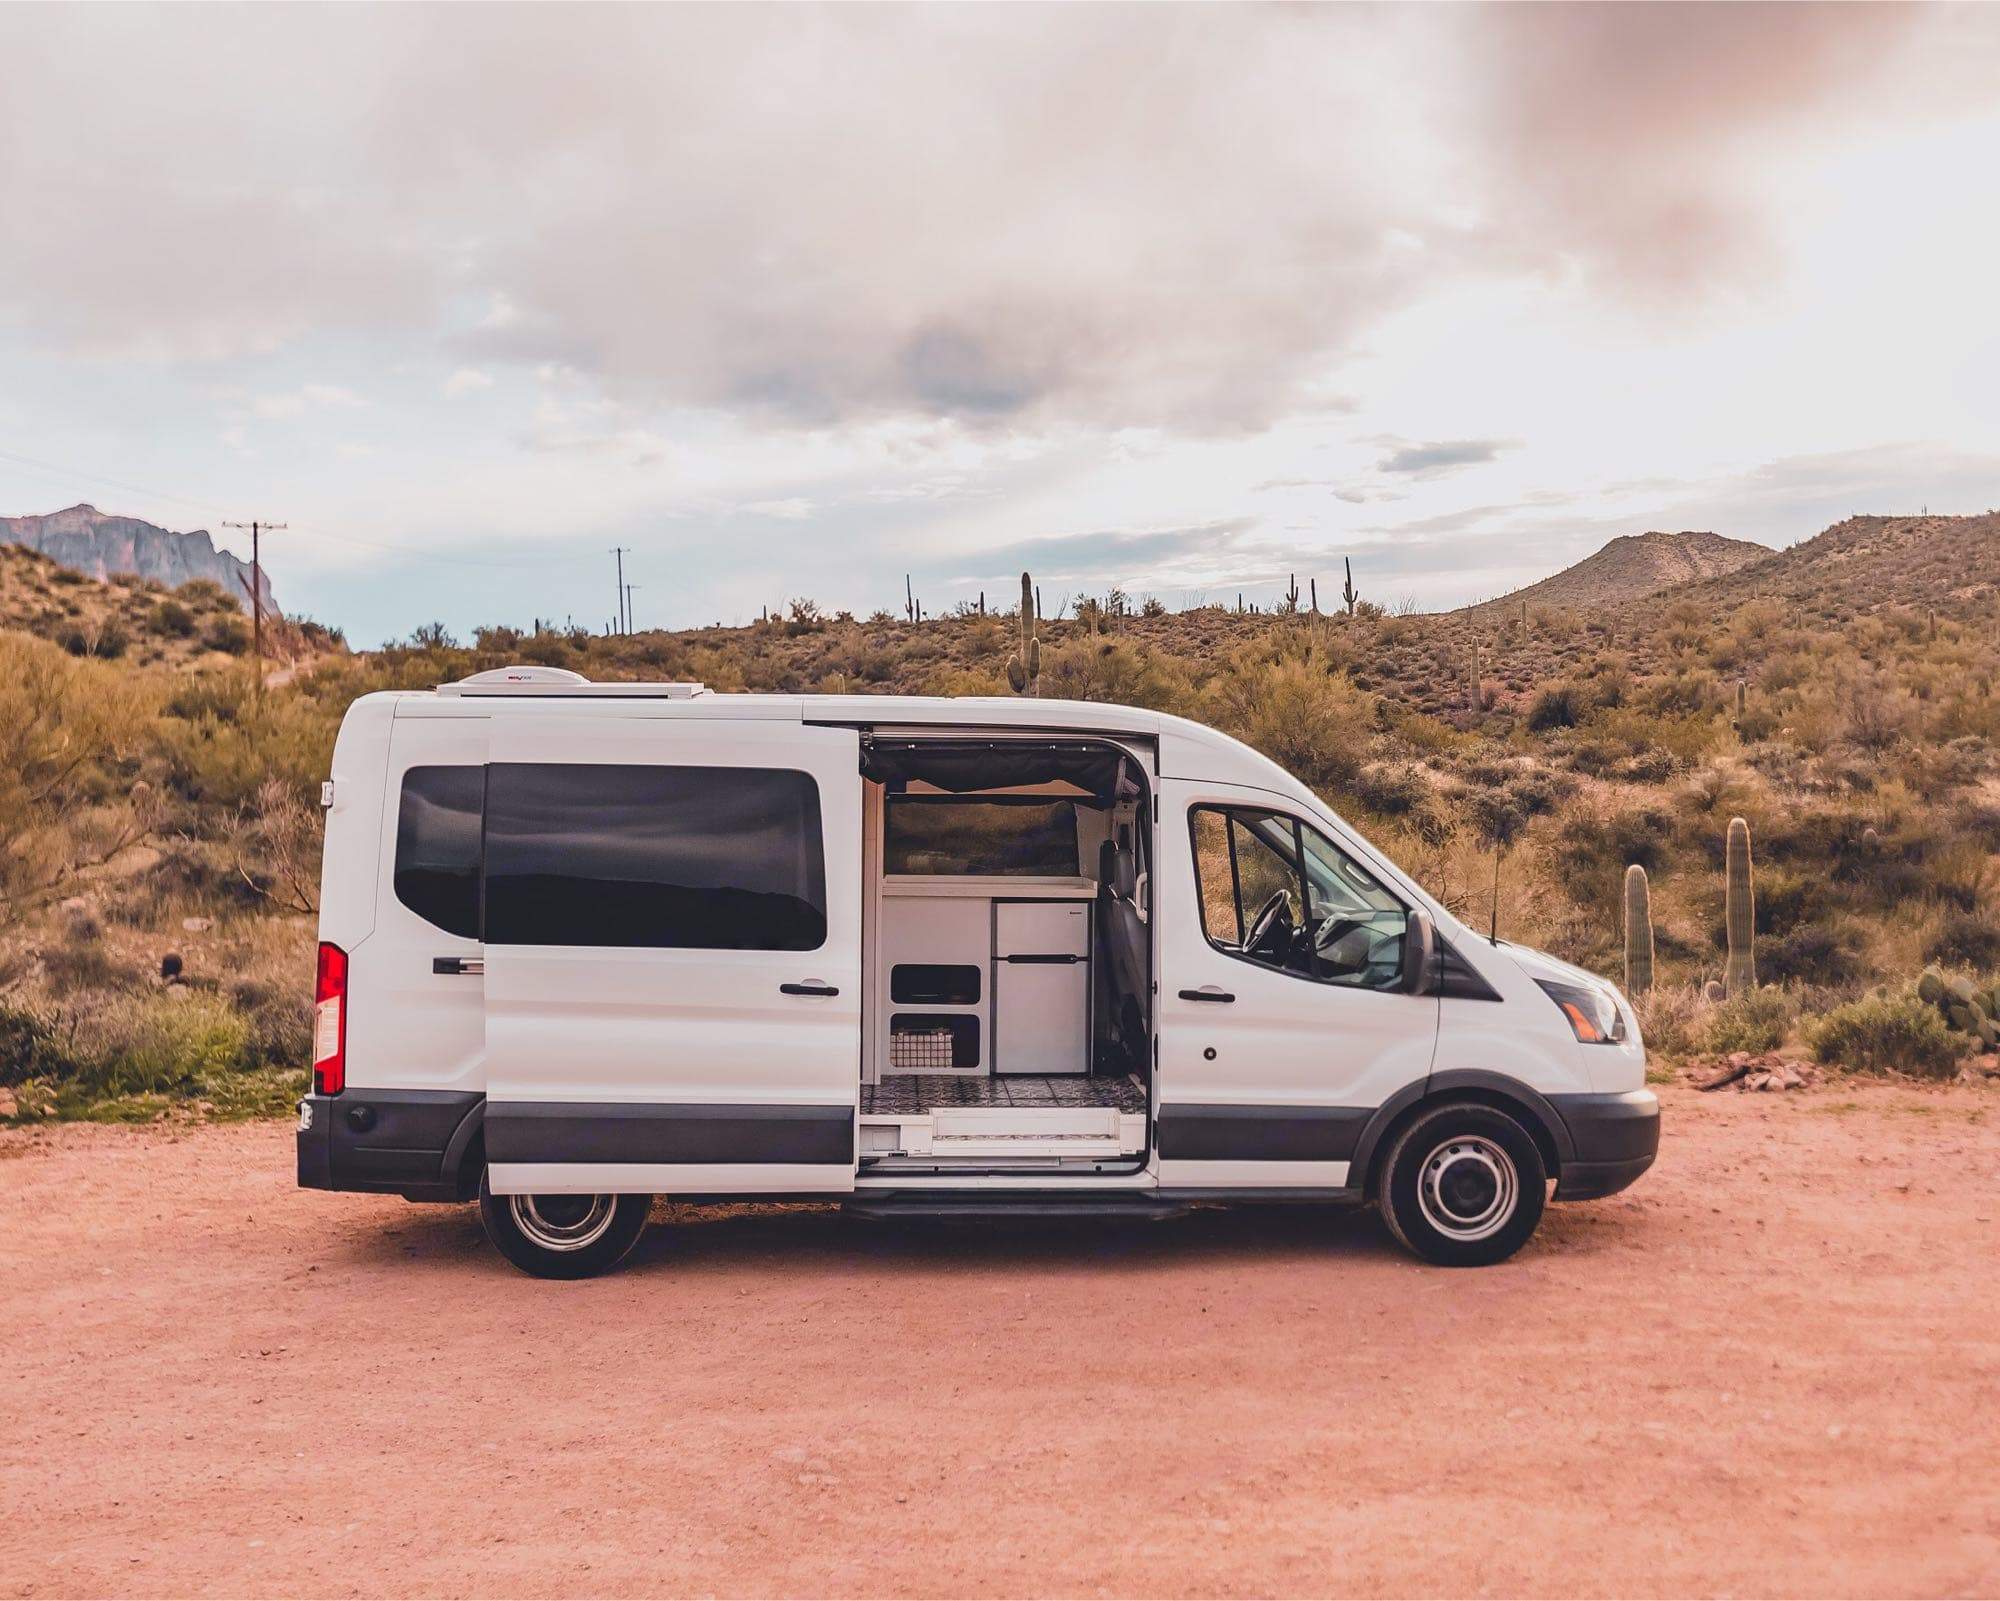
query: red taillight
[{"left": 313, "top": 942, "right": 347, "bottom": 1095}]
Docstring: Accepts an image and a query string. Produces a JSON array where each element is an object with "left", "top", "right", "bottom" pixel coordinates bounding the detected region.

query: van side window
[
  {"left": 484, "top": 764, "right": 827, "bottom": 950},
  {"left": 1188, "top": 805, "right": 1409, "bottom": 990},
  {"left": 394, "top": 766, "right": 485, "bottom": 938}
]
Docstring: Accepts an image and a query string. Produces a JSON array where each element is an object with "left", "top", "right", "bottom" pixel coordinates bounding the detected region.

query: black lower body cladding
[
  {"left": 482, "top": 1102, "right": 855, "bottom": 1166},
  {"left": 296, "top": 1089, "right": 484, "bottom": 1201},
  {"left": 1548, "top": 1088, "right": 1660, "bottom": 1200}
]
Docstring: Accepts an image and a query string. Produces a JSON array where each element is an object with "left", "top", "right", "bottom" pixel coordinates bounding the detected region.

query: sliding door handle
[
  {"left": 433, "top": 956, "right": 484, "bottom": 976},
  {"left": 1178, "top": 985, "right": 1235, "bottom": 1003},
  {"left": 780, "top": 981, "right": 841, "bottom": 997}
]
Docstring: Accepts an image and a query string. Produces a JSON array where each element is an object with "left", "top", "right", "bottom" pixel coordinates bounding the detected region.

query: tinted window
[
  {"left": 484, "top": 764, "right": 826, "bottom": 950},
  {"left": 394, "top": 766, "right": 484, "bottom": 938},
  {"left": 884, "top": 798, "right": 1079, "bottom": 876}
]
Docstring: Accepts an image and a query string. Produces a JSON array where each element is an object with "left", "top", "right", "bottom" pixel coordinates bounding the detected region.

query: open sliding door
[{"left": 482, "top": 717, "right": 862, "bottom": 1195}]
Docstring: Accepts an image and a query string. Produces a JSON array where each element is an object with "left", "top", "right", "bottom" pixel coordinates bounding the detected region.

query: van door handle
[
  {"left": 1178, "top": 986, "right": 1235, "bottom": 1003},
  {"left": 433, "top": 956, "right": 484, "bottom": 976},
  {"left": 780, "top": 981, "right": 840, "bottom": 997}
]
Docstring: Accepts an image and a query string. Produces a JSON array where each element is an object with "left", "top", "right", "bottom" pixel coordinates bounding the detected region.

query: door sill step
[{"left": 842, "top": 1195, "right": 1189, "bottom": 1222}]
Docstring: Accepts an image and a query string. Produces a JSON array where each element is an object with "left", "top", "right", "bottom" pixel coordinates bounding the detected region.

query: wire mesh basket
[{"left": 889, "top": 1028, "right": 956, "bottom": 1072}]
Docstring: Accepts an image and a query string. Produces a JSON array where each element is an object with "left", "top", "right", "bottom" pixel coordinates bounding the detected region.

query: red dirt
[{"left": 3, "top": 1082, "right": 1997, "bottom": 1599}]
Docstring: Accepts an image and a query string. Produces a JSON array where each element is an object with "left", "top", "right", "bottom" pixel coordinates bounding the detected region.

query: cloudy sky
[{"left": 2, "top": 3, "right": 1998, "bottom": 644}]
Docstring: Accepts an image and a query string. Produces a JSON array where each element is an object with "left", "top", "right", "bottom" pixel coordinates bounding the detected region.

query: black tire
[
  {"left": 1376, "top": 1101, "right": 1547, "bottom": 1267},
  {"left": 478, "top": 1170, "right": 651, "bottom": 1279}
]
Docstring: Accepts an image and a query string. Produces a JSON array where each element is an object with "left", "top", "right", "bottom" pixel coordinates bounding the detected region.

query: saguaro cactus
[
  {"left": 1005, "top": 570, "right": 1040, "bottom": 694},
  {"left": 1467, "top": 640, "right": 1482, "bottom": 712},
  {"left": 1342, "top": 557, "right": 1359, "bottom": 615},
  {"left": 1725, "top": 816, "right": 1756, "bottom": 996},
  {"left": 1518, "top": 598, "right": 1529, "bottom": 641},
  {"left": 1623, "top": 864, "right": 1655, "bottom": 995}
]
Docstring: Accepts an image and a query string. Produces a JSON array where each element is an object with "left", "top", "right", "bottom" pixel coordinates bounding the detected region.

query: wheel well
[
  {"left": 1360, "top": 1087, "right": 1562, "bottom": 1195},
  {"left": 451, "top": 1128, "right": 485, "bottom": 1201}
]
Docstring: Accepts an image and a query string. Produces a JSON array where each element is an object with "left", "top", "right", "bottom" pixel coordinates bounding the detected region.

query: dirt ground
[{"left": 3, "top": 1082, "right": 1997, "bottom": 1600}]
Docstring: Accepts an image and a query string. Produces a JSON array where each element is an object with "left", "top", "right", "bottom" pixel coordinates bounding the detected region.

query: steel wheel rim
[
  {"left": 1416, "top": 1135, "right": 1518, "bottom": 1242},
  {"left": 510, "top": 1193, "right": 617, "bottom": 1252}
]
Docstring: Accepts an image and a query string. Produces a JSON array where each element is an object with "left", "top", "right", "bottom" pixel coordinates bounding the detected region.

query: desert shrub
[
  {"left": 0, "top": 1003, "right": 75, "bottom": 1087},
  {"left": 1807, "top": 993, "right": 1966, "bottom": 1079},
  {"left": 1203, "top": 658, "right": 1376, "bottom": 796},
  {"left": 1631, "top": 984, "right": 1702, "bottom": 1058},
  {"left": 1698, "top": 987, "right": 1796, "bottom": 1055},
  {"left": 65, "top": 991, "right": 253, "bottom": 1096},
  {"left": 0, "top": 634, "right": 157, "bottom": 934},
  {"left": 1760, "top": 919, "right": 1866, "bottom": 988},
  {"left": 37, "top": 929, "right": 131, "bottom": 997},
  {"left": 229, "top": 978, "right": 313, "bottom": 1068},
  {"left": 1924, "top": 907, "right": 2000, "bottom": 970},
  {"left": 204, "top": 615, "right": 251, "bottom": 655},
  {"left": 1041, "top": 639, "right": 1195, "bottom": 717},
  {"left": 1525, "top": 682, "right": 1586, "bottom": 731},
  {"left": 154, "top": 599, "right": 197, "bottom": 638}
]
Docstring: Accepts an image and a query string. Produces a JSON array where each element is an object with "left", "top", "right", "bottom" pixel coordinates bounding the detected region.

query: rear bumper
[
  {"left": 296, "top": 1090, "right": 484, "bottom": 1202},
  {"left": 1548, "top": 1088, "right": 1660, "bottom": 1201}
]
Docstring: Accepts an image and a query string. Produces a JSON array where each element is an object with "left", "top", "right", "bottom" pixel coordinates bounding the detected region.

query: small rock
[{"left": 180, "top": 916, "right": 213, "bottom": 933}]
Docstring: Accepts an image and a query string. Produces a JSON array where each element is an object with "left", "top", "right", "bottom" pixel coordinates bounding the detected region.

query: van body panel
[
  {"left": 342, "top": 715, "right": 490, "bottom": 1094},
  {"left": 316, "top": 695, "right": 396, "bottom": 956},
  {"left": 480, "top": 716, "right": 862, "bottom": 1195},
  {"left": 1154, "top": 776, "right": 1441, "bottom": 1189}
]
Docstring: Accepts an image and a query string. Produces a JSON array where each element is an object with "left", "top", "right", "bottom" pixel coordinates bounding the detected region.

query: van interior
[{"left": 857, "top": 736, "right": 1152, "bottom": 1173}]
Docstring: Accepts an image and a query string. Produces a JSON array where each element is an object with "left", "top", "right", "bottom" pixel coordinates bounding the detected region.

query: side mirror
[{"left": 1403, "top": 909, "right": 1437, "bottom": 995}]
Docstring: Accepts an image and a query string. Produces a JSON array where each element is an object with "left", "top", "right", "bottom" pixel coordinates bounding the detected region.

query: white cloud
[
  {"left": 443, "top": 368, "right": 495, "bottom": 397},
  {"left": 745, "top": 498, "right": 815, "bottom": 521}
]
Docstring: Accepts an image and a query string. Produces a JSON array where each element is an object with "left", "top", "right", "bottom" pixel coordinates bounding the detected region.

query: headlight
[{"left": 1537, "top": 978, "right": 1627, "bottom": 1044}]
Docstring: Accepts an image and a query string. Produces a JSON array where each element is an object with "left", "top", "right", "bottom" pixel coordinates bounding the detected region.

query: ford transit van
[{"left": 297, "top": 667, "right": 1658, "bottom": 1277}]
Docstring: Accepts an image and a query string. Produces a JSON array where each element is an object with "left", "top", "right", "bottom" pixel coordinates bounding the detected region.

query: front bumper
[
  {"left": 296, "top": 1089, "right": 484, "bottom": 1202},
  {"left": 1548, "top": 1088, "right": 1660, "bottom": 1201}
]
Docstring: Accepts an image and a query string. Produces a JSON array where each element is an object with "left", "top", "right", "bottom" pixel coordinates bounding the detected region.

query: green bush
[
  {"left": 68, "top": 992, "right": 253, "bottom": 1096},
  {"left": 204, "top": 616, "right": 251, "bottom": 655},
  {"left": 1807, "top": 993, "right": 1968, "bottom": 1079},
  {"left": 1698, "top": 987, "right": 1796, "bottom": 1055}
]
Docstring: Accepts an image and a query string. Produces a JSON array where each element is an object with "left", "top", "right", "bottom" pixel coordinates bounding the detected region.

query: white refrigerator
[{"left": 992, "top": 901, "right": 1091, "bottom": 1076}]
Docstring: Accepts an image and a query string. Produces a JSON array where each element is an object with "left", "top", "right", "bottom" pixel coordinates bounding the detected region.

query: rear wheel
[
  {"left": 478, "top": 1170, "right": 651, "bottom": 1279},
  {"left": 1377, "top": 1101, "right": 1546, "bottom": 1267}
]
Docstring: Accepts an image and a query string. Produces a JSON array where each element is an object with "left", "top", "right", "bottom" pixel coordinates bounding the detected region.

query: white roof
[{"left": 383, "top": 674, "right": 1310, "bottom": 796}]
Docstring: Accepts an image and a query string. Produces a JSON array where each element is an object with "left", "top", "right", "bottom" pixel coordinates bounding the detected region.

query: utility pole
[
  {"left": 609, "top": 547, "right": 631, "bottom": 633},
  {"left": 221, "top": 519, "right": 286, "bottom": 698},
  {"left": 624, "top": 584, "right": 640, "bottom": 634}
]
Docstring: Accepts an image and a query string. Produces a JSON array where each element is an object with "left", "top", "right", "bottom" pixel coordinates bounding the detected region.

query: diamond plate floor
[{"left": 862, "top": 1074, "right": 1148, "bottom": 1116}]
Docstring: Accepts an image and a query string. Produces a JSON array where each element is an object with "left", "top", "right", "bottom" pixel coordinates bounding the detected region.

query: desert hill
[
  {"left": 1464, "top": 530, "right": 1770, "bottom": 619},
  {"left": 0, "top": 541, "right": 337, "bottom": 669},
  {"left": 1, "top": 504, "right": 277, "bottom": 615},
  {"left": 1632, "top": 513, "right": 2000, "bottom": 622}
]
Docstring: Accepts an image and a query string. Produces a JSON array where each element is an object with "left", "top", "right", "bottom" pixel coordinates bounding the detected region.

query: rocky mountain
[
  {"left": 1463, "top": 529, "right": 1770, "bottom": 618},
  {"left": 0, "top": 504, "right": 277, "bottom": 615}
]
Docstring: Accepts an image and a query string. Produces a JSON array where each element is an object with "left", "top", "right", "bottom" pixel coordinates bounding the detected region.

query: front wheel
[
  {"left": 1377, "top": 1101, "right": 1546, "bottom": 1267},
  {"left": 478, "top": 1171, "right": 651, "bottom": 1279}
]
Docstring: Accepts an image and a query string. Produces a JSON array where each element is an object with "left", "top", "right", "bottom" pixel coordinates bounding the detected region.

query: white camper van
[{"left": 298, "top": 668, "right": 1658, "bottom": 1277}]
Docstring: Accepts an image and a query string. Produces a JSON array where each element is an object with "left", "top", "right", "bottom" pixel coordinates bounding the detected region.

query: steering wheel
[{"left": 1244, "top": 889, "right": 1293, "bottom": 957}]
